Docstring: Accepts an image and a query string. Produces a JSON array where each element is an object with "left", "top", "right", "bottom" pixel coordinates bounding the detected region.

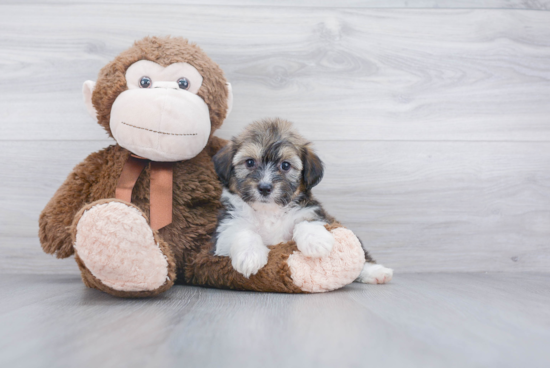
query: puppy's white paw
[
  {"left": 355, "top": 263, "right": 393, "bottom": 284},
  {"left": 293, "top": 221, "right": 335, "bottom": 258},
  {"left": 230, "top": 231, "right": 269, "bottom": 278}
]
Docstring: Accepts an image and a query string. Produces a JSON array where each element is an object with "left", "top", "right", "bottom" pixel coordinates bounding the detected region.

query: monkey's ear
[
  {"left": 302, "top": 146, "right": 324, "bottom": 190},
  {"left": 82, "top": 80, "right": 97, "bottom": 119},
  {"left": 226, "top": 82, "right": 233, "bottom": 117},
  {"left": 212, "top": 142, "right": 234, "bottom": 186}
]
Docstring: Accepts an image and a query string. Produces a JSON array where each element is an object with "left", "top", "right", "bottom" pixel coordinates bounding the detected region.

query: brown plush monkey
[{"left": 38, "top": 36, "right": 366, "bottom": 297}]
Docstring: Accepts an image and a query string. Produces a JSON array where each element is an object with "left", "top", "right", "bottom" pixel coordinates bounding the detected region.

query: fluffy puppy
[{"left": 212, "top": 118, "right": 393, "bottom": 284}]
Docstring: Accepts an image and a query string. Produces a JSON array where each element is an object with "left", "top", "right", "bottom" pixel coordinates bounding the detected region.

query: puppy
[{"left": 212, "top": 118, "right": 393, "bottom": 284}]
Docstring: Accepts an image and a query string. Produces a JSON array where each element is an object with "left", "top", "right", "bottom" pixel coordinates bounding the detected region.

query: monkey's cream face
[{"left": 109, "top": 60, "right": 211, "bottom": 162}]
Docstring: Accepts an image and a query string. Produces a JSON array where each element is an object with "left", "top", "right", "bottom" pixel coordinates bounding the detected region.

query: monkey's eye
[
  {"left": 139, "top": 76, "right": 152, "bottom": 88},
  {"left": 177, "top": 77, "right": 190, "bottom": 90},
  {"left": 280, "top": 161, "right": 291, "bottom": 171},
  {"left": 245, "top": 159, "right": 256, "bottom": 169}
]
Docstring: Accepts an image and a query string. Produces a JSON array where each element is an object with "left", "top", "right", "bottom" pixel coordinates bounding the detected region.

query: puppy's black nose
[{"left": 258, "top": 183, "right": 272, "bottom": 196}]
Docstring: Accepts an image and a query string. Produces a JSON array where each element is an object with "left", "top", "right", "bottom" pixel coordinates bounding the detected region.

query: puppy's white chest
[{"left": 247, "top": 203, "right": 295, "bottom": 246}]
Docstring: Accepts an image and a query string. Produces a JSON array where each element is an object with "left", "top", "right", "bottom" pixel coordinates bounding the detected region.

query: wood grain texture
[
  {"left": 0, "top": 237, "right": 79, "bottom": 275},
  {"left": 1, "top": 273, "right": 549, "bottom": 368},
  {"left": 1, "top": 6, "right": 550, "bottom": 141},
  {"left": 1, "top": 3, "right": 549, "bottom": 274},
  {"left": 8, "top": 1, "right": 550, "bottom": 10},
  {"left": 2, "top": 140, "right": 549, "bottom": 274}
]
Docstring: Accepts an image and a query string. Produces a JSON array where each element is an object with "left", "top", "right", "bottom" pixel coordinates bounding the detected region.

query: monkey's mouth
[{"left": 121, "top": 122, "right": 197, "bottom": 136}]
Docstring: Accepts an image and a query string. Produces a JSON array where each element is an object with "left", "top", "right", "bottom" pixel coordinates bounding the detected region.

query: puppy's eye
[
  {"left": 245, "top": 159, "right": 256, "bottom": 168},
  {"left": 280, "top": 161, "right": 291, "bottom": 171},
  {"left": 139, "top": 76, "right": 152, "bottom": 88},
  {"left": 177, "top": 77, "right": 190, "bottom": 90}
]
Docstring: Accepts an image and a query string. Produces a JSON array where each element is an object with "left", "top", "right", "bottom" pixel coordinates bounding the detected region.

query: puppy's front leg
[
  {"left": 230, "top": 230, "right": 270, "bottom": 278},
  {"left": 293, "top": 221, "right": 335, "bottom": 258}
]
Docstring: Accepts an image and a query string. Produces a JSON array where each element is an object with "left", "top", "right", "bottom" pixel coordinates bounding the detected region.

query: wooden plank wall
[{"left": 1, "top": 1, "right": 549, "bottom": 274}]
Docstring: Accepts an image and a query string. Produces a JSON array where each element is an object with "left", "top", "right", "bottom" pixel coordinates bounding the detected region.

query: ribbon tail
[
  {"left": 150, "top": 162, "right": 174, "bottom": 230},
  {"left": 115, "top": 155, "right": 148, "bottom": 203}
]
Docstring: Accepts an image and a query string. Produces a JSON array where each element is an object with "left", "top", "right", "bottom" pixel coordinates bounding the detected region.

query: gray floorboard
[{"left": 1, "top": 273, "right": 549, "bottom": 368}]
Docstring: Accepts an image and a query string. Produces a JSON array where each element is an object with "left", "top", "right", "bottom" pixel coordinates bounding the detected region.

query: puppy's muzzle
[{"left": 258, "top": 183, "right": 273, "bottom": 197}]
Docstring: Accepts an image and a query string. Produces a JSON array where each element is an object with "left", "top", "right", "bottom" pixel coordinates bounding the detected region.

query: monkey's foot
[
  {"left": 72, "top": 199, "right": 176, "bottom": 297},
  {"left": 287, "top": 227, "right": 365, "bottom": 292}
]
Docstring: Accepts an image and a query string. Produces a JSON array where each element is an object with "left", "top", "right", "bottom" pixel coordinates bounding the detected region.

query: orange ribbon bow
[{"left": 115, "top": 154, "right": 174, "bottom": 230}]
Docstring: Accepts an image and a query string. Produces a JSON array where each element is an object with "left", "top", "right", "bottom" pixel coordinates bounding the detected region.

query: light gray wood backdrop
[{"left": 1, "top": 1, "right": 549, "bottom": 274}]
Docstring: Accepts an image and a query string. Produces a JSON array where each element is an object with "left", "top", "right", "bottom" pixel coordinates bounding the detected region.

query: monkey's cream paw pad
[
  {"left": 355, "top": 264, "right": 393, "bottom": 284},
  {"left": 288, "top": 227, "right": 365, "bottom": 292},
  {"left": 74, "top": 201, "right": 169, "bottom": 292}
]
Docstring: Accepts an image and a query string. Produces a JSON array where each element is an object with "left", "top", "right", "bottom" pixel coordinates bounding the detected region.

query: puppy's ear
[
  {"left": 212, "top": 143, "right": 235, "bottom": 186},
  {"left": 301, "top": 146, "right": 324, "bottom": 190}
]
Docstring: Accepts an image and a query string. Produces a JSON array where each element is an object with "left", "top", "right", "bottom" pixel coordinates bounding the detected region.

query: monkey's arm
[
  {"left": 187, "top": 223, "right": 366, "bottom": 293},
  {"left": 39, "top": 148, "right": 112, "bottom": 258}
]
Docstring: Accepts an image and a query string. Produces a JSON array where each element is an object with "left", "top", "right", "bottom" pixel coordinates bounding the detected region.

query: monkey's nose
[
  {"left": 258, "top": 183, "right": 273, "bottom": 197},
  {"left": 152, "top": 81, "right": 179, "bottom": 90}
]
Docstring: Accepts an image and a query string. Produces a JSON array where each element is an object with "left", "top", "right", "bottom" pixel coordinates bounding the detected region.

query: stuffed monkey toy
[{"left": 38, "top": 36, "right": 368, "bottom": 297}]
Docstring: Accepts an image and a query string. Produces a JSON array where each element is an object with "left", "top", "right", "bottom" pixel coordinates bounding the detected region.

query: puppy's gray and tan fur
[{"left": 212, "top": 118, "right": 393, "bottom": 283}]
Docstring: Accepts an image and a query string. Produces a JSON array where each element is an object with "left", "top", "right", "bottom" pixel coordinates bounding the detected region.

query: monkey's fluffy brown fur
[{"left": 38, "top": 36, "right": 318, "bottom": 297}]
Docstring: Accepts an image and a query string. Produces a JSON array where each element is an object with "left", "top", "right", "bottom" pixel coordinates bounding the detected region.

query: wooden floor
[{"left": 0, "top": 273, "right": 549, "bottom": 368}]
